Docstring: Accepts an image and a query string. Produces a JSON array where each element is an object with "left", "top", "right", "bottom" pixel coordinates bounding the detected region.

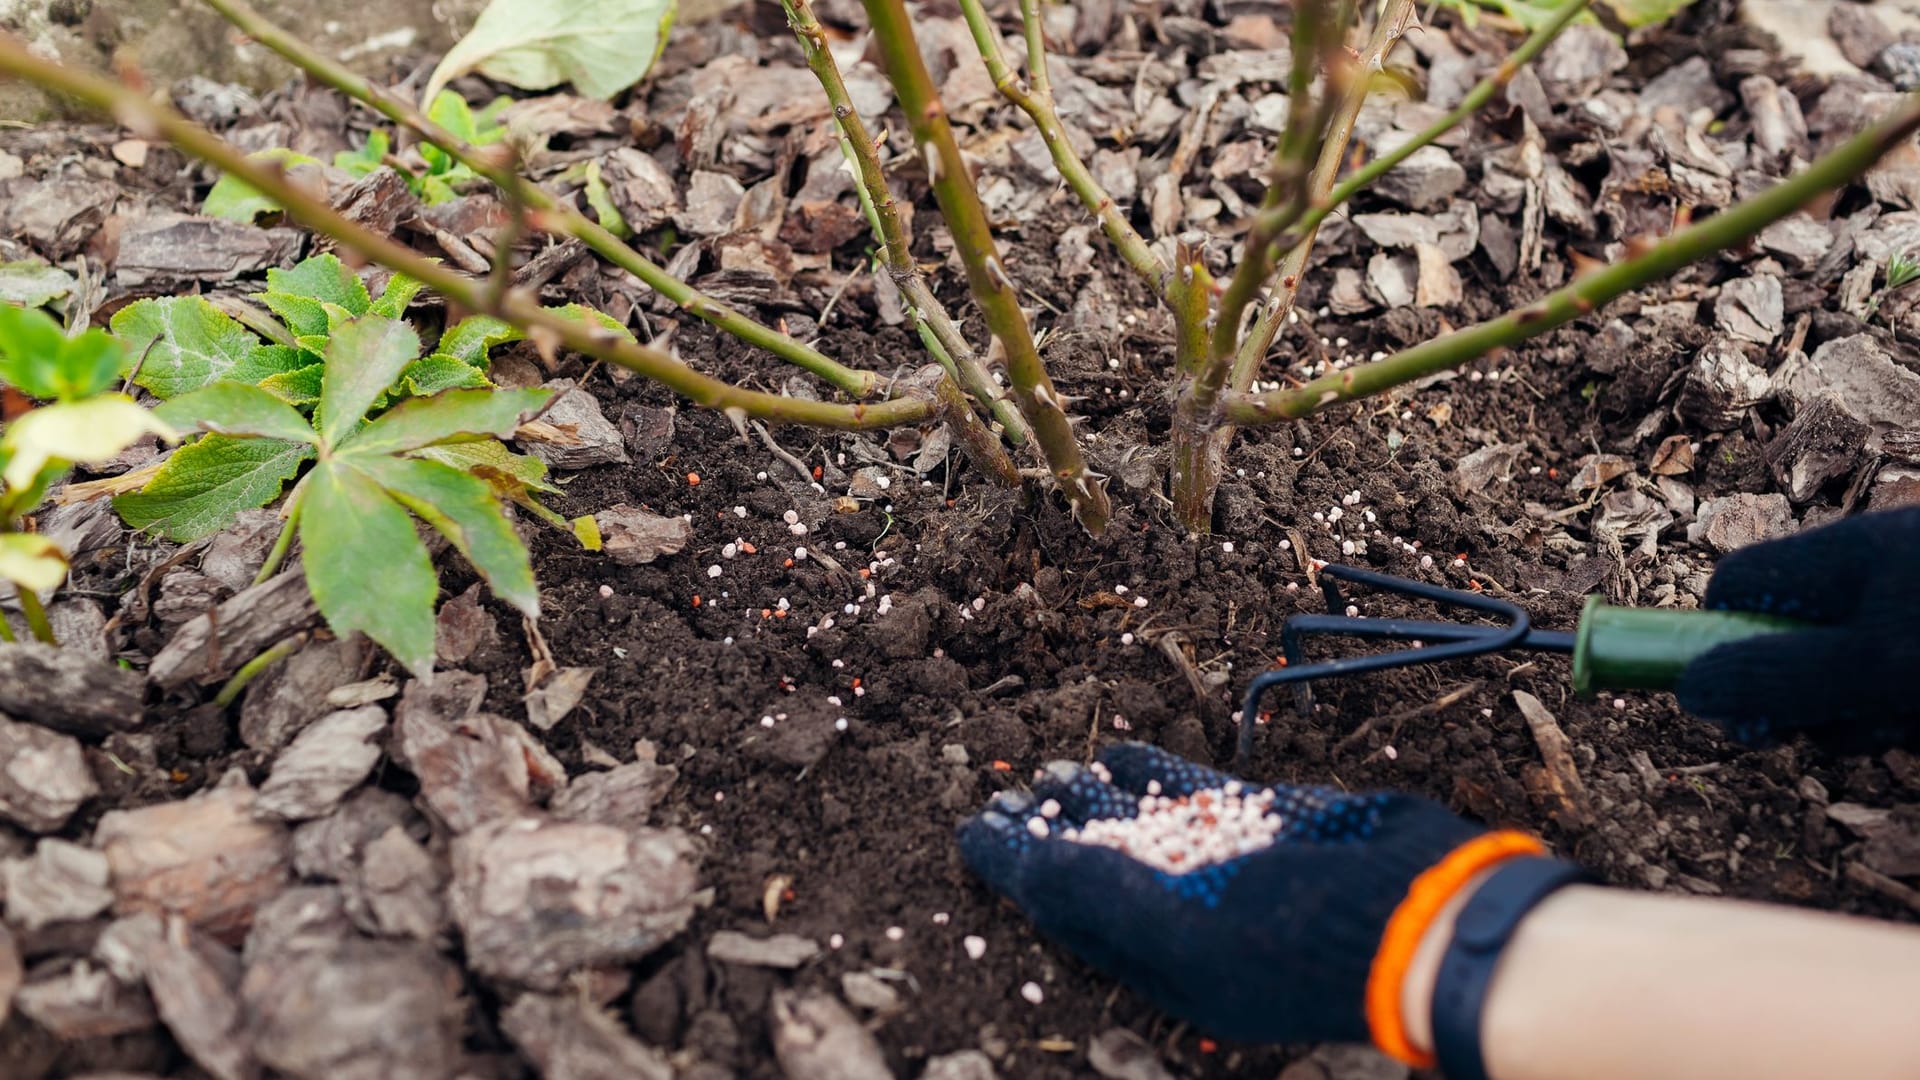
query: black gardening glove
[
  {"left": 1676, "top": 507, "right": 1920, "bottom": 752},
  {"left": 957, "top": 743, "right": 1567, "bottom": 1057}
]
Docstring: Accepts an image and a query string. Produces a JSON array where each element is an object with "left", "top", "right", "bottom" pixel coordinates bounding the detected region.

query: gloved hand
[
  {"left": 1676, "top": 507, "right": 1920, "bottom": 752},
  {"left": 957, "top": 743, "right": 1565, "bottom": 1057}
]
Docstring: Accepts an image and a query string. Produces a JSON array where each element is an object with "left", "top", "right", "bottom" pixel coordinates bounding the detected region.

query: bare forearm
[{"left": 1407, "top": 885, "right": 1920, "bottom": 1080}]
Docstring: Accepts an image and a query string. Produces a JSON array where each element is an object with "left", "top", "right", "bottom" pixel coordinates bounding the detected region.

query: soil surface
[{"left": 2, "top": 0, "right": 1918, "bottom": 1078}]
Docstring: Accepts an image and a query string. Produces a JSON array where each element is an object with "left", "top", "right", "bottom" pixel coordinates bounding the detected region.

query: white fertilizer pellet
[{"left": 1057, "top": 785, "right": 1282, "bottom": 874}]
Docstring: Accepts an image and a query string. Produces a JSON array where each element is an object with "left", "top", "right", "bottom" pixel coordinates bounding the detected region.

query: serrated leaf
[
  {"left": 0, "top": 533, "right": 67, "bottom": 593},
  {"left": 414, "top": 438, "right": 559, "bottom": 494},
  {"left": 355, "top": 454, "right": 539, "bottom": 618},
  {"left": 114, "top": 435, "right": 314, "bottom": 541},
  {"left": 203, "top": 149, "right": 323, "bottom": 222},
  {"left": 300, "top": 460, "right": 440, "bottom": 679},
  {"left": 268, "top": 254, "right": 373, "bottom": 316},
  {"left": 111, "top": 297, "right": 264, "bottom": 400},
  {"left": 261, "top": 291, "right": 330, "bottom": 339},
  {"left": 0, "top": 261, "right": 75, "bottom": 309},
  {"left": 237, "top": 345, "right": 320, "bottom": 384},
  {"left": 398, "top": 355, "right": 494, "bottom": 396},
  {"left": 259, "top": 363, "right": 326, "bottom": 407},
  {"left": 339, "top": 386, "right": 550, "bottom": 457},
  {"left": 424, "top": 0, "right": 678, "bottom": 103},
  {"left": 316, "top": 316, "right": 421, "bottom": 449},
  {"left": 548, "top": 302, "right": 635, "bottom": 340},
  {"left": 371, "top": 272, "right": 429, "bottom": 319},
  {"left": 153, "top": 383, "right": 317, "bottom": 444},
  {"left": 1, "top": 395, "right": 177, "bottom": 491},
  {"left": 435, "top": 315, "right": 523, "bottom": 368}
]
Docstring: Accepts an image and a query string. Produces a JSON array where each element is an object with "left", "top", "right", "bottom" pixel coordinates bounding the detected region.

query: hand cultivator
[{"left": 1236, "top": 564, "right": 1804, "bottom": 764}]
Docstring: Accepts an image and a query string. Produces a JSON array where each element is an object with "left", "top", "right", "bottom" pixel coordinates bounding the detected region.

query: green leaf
[
  {"left": 582, "top": 159, "right": 631, "bottom": 239},
  {"left": 418, "top": 174, "right": 461, "bottom": 206},
  {"left": 299, "top": 460, "right": 440, "bottom": 679},
  {"left": 267, "top": 254, "right": 372, "bottom": 317},
  {"left": 424, "top": 0, "right": 678, "bottom": 103},
  {"left": 435, "top": 315, "right": 523, "bottom": 368},
  {"left": 548, "top": 302, "right": 635, "bottom": 341},
  {"left": 414, "top": 437, "right": 558, "bottom": 494},
  {"left": 316, "top": 315, "right": 421, "bottom": 448},
  {"left": 111, "top": 297, "right": 265, "bottom": 399},
  {"left": 259, "top": 363, "right": 326, "bottom": 407},
  {"left": 1, "top": 395, "right": 177, "bottom": 491},
  {"left": 153, "top": 383, "right": 318, "bottom": 444},
  {"left": 114, "top": 435, "right": 315, "bottom": 541},
  {"left": 334, "top": 129, "right": 392, "bottom": 176},
  {"left": 203, "top": 149, "right": 323, "bottom": 222},
  {"left": 339, "top": 386, "right": 550, "bottom": 457},
  {"left": 237, "top": 345, "right": 320, "bottom": 384},
  {"left": 1598, "top": 0, "right": 1692, "bottom": 27},
  {"left": 371, "top": 272, "right": 429, "bottom": 319},
  {"left": 0, "top": 260, "right": 75, "bottom": 309},
  {"left": 47, "top": 330, "right": 129, "bottom": 401},
  {"left": 398, "top": 355, "right": 493, "bottom": 396},
  {"left": 261, "top": 290, "right": 330, "bottom": 339},
  {"left": 0, "top": 303, "right": 75, "bottom": 399},
  {"left": 355, "top": 454, "right": 539, "bottom": 618},
  {"left": 0, "top": 533, "right": 68, "bottom": 593}
]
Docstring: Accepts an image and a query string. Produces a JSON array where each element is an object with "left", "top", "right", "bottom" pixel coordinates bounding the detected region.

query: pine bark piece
[
  {"left": 1767, "top": 391, "right": 1869, "bottom": 503},
  {"left": 99, "top": 914, "right": 256, "bottom": 1080},
  {"left": 4, "top": 838, "right": 114, "bottom": 931},
  {"left": 550, "top": 746, "right": 677, "bottom": 831},
  {"left": 148, "top": 572, "right": 323, "bottom": 689},
  {"left": 95, "top": 771, "right": 293, "bottom": 945},
  {"left": 500, "top": 992, "right": 674, "bottom": 1080},
  {"left": 0, "top": 642, "right": 144, "bottom": 737},
  {"left": 238, "top": 633, "right": 374, "bottom": 753},
  {"left": 394, "top": 704, "right": 559, "bottom": 834},
  {"left": 241, "top": 928, "right": 465, "bottom": 1080},
  {"left": 12, "top": 960, "right": 158, "bottom": 1039},
  {"left": 253, "top": 706, "right": 387, "bottom": 822},
  {"left": 770, "top": 990, "right": 892, "bottom": 1080},
  {"left": 0, "top": 715, "right": 99, "bottom": 831},
  {"left": 0, "top": 922, "right": 18, "bottom": 1027},
  {"left": 449, "top": 816, "right": 698, "bottom": 990}
]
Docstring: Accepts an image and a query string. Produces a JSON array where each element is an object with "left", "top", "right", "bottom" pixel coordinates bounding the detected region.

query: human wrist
[{"left": 1399, "top": 865, "right": 1499, "bottom": 1055}]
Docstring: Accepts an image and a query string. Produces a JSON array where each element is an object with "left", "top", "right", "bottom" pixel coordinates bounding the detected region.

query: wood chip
[
  {"left": 500, "top": 992, "right": 674, "bottom": 1080},
  {"left": 1513, "top": 690, "right": 1593, "bottom": 828},
  {"left": 0, "top": 642, "right": 144, "bottom": 737},
  {"left": 0, "top": 715, "right": 98, "bottom": 832},
  {"left": 770, "top": 990, "right": 892, "bottom": 1080},
  {"left": 149, "top": 572, "right": 322, "bottom": 689}
]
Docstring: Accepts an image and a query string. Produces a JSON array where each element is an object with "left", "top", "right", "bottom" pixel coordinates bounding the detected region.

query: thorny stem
[
  {"left": 1257, "top": 0, "right": 1595, "bottom": 254},
  {"left": 254, "top": 487, "right": 303, "bottom": 586},
  {"left": 0, "top": 35, "right": 941, "bottom": 432},
  {"left": 784, "top": 0, "right": 1031, "bottom": 446},
  {"left": 1172, "top": 0, "right": 1399, "bottom": 531},
  {"left": 1223, "top": 86, "right": 1920, "bottom": 423},
  {"left": 1230, "top": 0, "right": 1418, "bottom": 395},
  {"left": 199, "top": 0, "right": 882, "bottom": 401},
  {"left": 16, "top": 587, "right": 54, "bottom": 645},
  {"left": 956, "top": 0, "right": 1169, "bottom": 296},
  {"left": 213, "top": 632, "right": 308, "bottom": 709},
  {"left": 862, "top": 0, "right": 1112, "bottom": 534}
]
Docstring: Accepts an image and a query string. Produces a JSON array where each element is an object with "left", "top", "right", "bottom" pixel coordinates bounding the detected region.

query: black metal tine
[{"left": 1235, "top": 565, "right": 1549, "bottom": 768}]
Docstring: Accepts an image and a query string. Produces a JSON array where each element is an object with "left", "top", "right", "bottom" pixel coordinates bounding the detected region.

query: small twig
[
  {"left": 751, "top": 420, "right": 816, "bottom": 484},
  {"left": 1149, "top": 628, "right": 1215, "bottom": 715},
  {"left": 1336, "top": 679, "right": 1481, "bottom": 754},
  {"left": 1845, "top": 861, "right": 1920, "bottom": 916}
]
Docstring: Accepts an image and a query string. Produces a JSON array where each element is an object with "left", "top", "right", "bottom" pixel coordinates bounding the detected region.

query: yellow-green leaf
[
  {"left": 2, "top": 395, "right": 178, "bottom": 492},
  {"left": 0, "top": 533, "right": 67, "bottom": 592},
  {"left": 425, "top": 0, "right": 678, "bottom": 103}
]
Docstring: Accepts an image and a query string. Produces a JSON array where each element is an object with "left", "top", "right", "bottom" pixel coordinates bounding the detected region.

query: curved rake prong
[{"left": 1235, "top": 565, "right": 1572, "bottom": 769}]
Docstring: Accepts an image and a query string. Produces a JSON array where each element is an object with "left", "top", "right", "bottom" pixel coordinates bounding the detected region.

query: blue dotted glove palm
[
  {"left": 957, "top": 743, "right": 1494, "bottom": 1046},
  {"left": 1676, "top": 507, "right": 1920, "bottom": 752}
]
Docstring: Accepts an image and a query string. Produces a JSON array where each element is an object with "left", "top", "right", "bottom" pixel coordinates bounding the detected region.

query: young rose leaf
[
  {"left": 423, "top": 0, "right": 677, "bottom": 103},
  {"left": 398, "top": 356, "right": 493, "bottom": 397},
  {"left": 0, "top": 533, "right": 68, "bottom": 593},
  {"left": 338, "top": 386, "right": 551, "bottom": 457},
  {"left": 202, "top": 149, "right": 323, "bottom": 222},
  {"left": 114, "top": 435, "right": 315, "bottom": 541},
  {"left": 299, "top": 460, "right": 440, "bottom": 679},
  {"left": 1, "top": 395, "right": 177, "bottom": 491},
  {"left": 259, "top": 363, "right": 326, "bottom": 408},
  {"left": 371, "top": 271, "right": 429, "bottom": 319},
  {"left": 153, "top": 383, "right": 318, "bottom": 444},
  {"left": 110, "top": 297, "right": 265, "bottom": 399},
  {"left": 352, "top": 454, "right": 540, "bottom": 618},
  {"left": 267, "top": 254, "right": 373, "bottom": 317},
  {"left": 435, "top": 314, "right": 523, "bottom": 368},
  {"left": 316, "top": 315, "right": 422, "bottom": 448}
]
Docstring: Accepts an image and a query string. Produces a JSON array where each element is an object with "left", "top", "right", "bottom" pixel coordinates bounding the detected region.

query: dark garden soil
[{"left": 3, "top": 0, "right": 1920, "bottom": 1077}]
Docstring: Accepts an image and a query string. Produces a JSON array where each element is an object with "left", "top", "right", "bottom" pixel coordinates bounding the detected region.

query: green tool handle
[{"left": 1569, "top": 597, "right": 1808, "bottom": 695}]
